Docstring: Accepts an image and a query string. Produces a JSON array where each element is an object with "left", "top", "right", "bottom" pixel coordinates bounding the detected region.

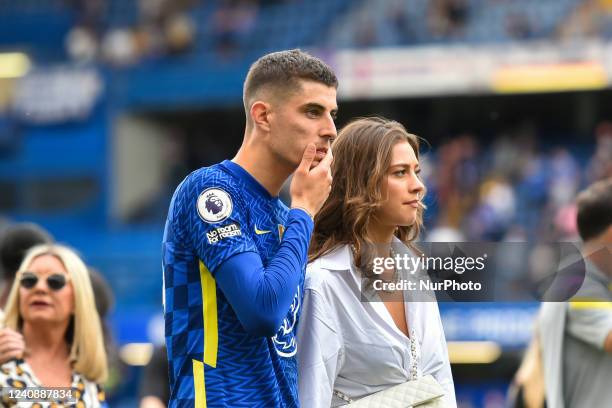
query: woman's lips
[{"left": 405, "top": 200, "right": 420, "bottom": 208}]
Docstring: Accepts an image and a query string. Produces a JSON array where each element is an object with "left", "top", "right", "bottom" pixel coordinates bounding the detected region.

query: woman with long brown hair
[{"left": 297, "top": 117, "right": 456, "bottom": 407}]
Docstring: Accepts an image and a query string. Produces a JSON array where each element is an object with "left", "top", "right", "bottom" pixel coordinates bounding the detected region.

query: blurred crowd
[
  {"left": 63, "top": 0, "right": 292, "bottom": 65},
  {"left": 422, "top": 121, "right": 612, "bottom": 243},
  {"left": 340, "top": 0, "right": 612, "bottom": 49},
  {"left": 40, "top": 0, "right": 612, "bottom": 65},
  {"left": 65, "top": 0, "right": 197, "bottom": 65}
]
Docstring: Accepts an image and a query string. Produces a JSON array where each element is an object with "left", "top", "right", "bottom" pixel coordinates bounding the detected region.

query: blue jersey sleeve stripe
[{"left": 200, "top": 260, "right": 218, "bottom": 368}]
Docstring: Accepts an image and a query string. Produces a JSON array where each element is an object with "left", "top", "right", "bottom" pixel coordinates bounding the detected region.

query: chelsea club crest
[{"left": 272, "top": 286, "right": 300, "bottom": 357}]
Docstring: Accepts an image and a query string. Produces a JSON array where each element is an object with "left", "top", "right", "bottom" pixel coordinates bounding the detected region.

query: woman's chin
[
  {"left": 23, "top": 313, "right": 60, "bottom": 325},
  {"left": 396, "top": 217, "right": 417, "bottom": 228}
]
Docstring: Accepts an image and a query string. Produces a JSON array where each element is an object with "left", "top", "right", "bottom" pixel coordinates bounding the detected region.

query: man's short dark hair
[
  {"left": 243, "top": 49, "right": 338, "bottom": 116},
  {"left": 576, "top": 177, "right": 612, "bottom": 242},
  {"left": 0, "top": 223, "right": 53, "bottom": 281}
]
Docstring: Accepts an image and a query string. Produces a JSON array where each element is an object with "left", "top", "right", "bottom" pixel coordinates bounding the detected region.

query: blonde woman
[
  {"left": 297, "top": 117, "right": 456, "bottom": 407},
  {"left": 0, "top": 244, "right": 108, "bottom": 407}
]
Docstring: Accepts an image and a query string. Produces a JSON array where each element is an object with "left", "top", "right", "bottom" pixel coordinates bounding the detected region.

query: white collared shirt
[{"left": 297, "top": 243, "right": 457, "bottom": 407}]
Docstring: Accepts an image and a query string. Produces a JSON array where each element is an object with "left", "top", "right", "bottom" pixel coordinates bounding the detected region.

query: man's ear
[{"left": 250, "top": 101, "right": 272, "bottom": 133}]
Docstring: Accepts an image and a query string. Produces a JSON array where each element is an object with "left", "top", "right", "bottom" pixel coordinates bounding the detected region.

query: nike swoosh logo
[{"left": 254, "top": 225, "right": 272, "bottom": 235}]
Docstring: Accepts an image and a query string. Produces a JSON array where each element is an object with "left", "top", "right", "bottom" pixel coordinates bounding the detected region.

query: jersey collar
[{"left": 220, "top": 160, "right": 275, "bottom": 200}]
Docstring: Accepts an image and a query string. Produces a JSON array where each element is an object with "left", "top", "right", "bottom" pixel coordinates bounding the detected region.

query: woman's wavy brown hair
[{"left": 309, "top": 117, "right": 426, "bottom": 278}]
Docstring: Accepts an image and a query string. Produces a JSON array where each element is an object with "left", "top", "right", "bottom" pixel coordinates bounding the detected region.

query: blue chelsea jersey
[{"left": 162, "top": 160, "right": 303, "bottom": 407}]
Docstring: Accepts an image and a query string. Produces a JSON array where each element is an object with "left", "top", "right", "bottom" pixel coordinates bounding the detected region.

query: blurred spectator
[
  {"left": 386, "top": 1, "right": 415, "bottom": 44},
  {"left": 0, "top": 223, "right": 53, "bottom": 310},
  {"left": 88, "top": 267, "right": 126, "bottom": 399},
  {"left": 0, "top": 244, "right": 108, "bottom": 406},
  {"left": 538, "top": 178, "right": 612, "bottom": 408},
  {"left": 558, "top": 0, "right": 604, "bottom": 40},
  {"left": 467, "top": 177, "right": 516, "bottom": 241},
  {"left": 426, "top": 224, "right": 466, "bottom": 242},
  {"left": 63, "top": 0, "right": 106, "bottom": 62},
  {"left": 64, "top": 0, "right": 106, "bottom": 35},
  {"left": 89, "top": 268, "right": 114, "bottom": 322},
  {"left": 66, "top": 26, "right": 99, "bottom": 62},
  {"left": 431, "top": 134, "right": 480, "bottom": 232},
  {"left": 586, "top": 121, "right": 612, "bottom": 183},
  {"left": 101, "top": 28, "right": 141, "bottom": 66},
  {"left": 428, "top": 0, "right": 470, "bottom": 39},
  {"left": 138, "top": 345, "right": 169, "bottom": 408},
  {"left": 213, "top": 0, "right": 259, "bottom": 56},
  {"left": 505, "top": 11, "right": 533, "bottom": 40},
  {"left": 548, "top": 148, "right": 580, "bottom": 209},
  {"left": 137, "top": 0, "right": 196, "bottom": 56},
  {"left": 507, "top": 333, "right": 546, "bottom": 408},
  {"left": 353, "top": 12, "right": 379, "bottom": 48}
]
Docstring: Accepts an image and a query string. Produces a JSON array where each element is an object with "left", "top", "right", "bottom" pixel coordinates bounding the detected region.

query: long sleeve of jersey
[{"left": 213, "top": 208, "right": 313, "bottom": 337}]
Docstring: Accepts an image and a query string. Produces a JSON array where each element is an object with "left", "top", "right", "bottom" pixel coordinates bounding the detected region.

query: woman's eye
[{"left": 394, "top": 170, "right": 406, "bottom": 176}]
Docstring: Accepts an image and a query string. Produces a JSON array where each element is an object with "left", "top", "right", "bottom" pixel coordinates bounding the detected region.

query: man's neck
[{"left": 232, "top": 139, "right": 293, "bottom": 197}]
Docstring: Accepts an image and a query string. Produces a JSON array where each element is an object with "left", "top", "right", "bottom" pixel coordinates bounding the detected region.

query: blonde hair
[
  {"left": 309, "top": 117, "right": 426, "bottom": 278},
  {"left": 3, "top": 244, "right": 108, "bottom": 383}
]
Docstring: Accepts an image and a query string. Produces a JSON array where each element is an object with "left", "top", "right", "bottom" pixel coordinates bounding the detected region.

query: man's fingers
[{"left": 297, "top": 144, "right": 317, "bottom": 173}]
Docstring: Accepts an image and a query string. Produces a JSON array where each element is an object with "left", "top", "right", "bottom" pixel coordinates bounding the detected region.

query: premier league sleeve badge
[{"left": 197, "top": 188, "right": 234, "bottom": 224}]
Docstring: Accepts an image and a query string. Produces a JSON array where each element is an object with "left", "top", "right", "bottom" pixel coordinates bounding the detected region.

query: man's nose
[{"left": 320, "top": 115, "right": 337, "bottom": 140}]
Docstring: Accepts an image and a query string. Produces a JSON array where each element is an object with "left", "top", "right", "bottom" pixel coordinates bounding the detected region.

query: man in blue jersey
[{"left": 162, "top": 49, "right": 338, "bottom": 407}]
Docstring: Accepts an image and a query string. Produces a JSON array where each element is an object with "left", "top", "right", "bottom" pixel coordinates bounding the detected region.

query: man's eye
[{"left": 307, "top": 110, "right": 319, "bottom": 117}]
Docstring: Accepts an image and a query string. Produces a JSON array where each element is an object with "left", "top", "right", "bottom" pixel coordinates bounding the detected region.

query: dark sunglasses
[{"left": 19, "top": 272, "right": 70, "bottom": 291}]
